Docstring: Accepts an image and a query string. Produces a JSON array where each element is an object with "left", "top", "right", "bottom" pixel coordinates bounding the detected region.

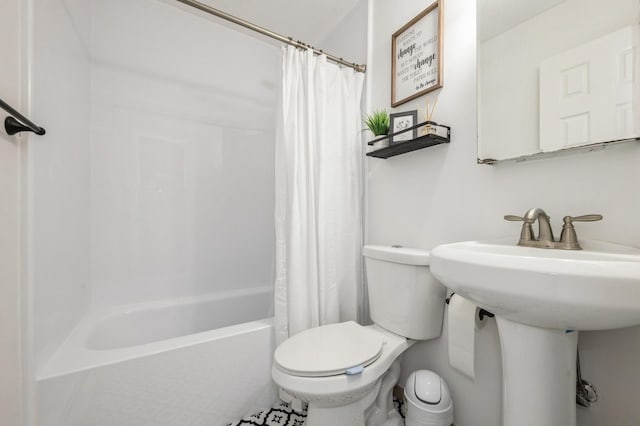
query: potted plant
[
  {"left": 364, "top": 110, "right": 390, "bottom": 149},
  {"left": 364, "top": 110, "right": 390, "bottom": 136}
]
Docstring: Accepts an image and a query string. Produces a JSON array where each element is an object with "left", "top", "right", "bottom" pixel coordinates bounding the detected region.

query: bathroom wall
[
  {"left": 0, "top": 0, "right": 23, "bottom": 423},
  {"left": 30, "top": 0, "right": 92, "bottom": 376},
  {"left": 88, "top": 0, "right": 278, "bottom": 307},
  {"left": 366, "top": 0, "right": 640, "bottom": 425},
  {"left": 320, "top": 0, "right": 369, "bottom": 66}
]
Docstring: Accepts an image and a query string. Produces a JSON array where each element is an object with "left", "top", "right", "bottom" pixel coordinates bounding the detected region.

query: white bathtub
[{"left": 37, "top": 286, "right": 277, "bottom": 426}]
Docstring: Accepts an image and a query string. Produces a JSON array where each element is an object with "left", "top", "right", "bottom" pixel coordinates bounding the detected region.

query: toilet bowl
[
  {"left": 273, "top": 322, "right": 410, "bottom": 426},
  {"left": 272, "top": 245, "right": 446, "bottom": 426}
]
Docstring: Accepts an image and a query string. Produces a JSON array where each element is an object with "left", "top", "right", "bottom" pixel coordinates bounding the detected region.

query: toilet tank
[{"left": 363, "top": 245, "right": 445, "bottom": 340}]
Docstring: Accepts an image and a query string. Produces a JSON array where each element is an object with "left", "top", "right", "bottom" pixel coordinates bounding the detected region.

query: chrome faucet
[
  {"left": 505, "top": 208, "right": 602, "bottom": 250},
  {"left": 524, "top": 208, "right": 554, "bottom": 246}
]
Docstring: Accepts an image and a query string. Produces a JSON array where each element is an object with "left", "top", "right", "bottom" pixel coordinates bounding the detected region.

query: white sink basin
[{"left": 431, "top": 239, "right": 640, "bottom": 330}]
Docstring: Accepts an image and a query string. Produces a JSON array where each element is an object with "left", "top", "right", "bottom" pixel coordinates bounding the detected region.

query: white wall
[
  {"left": 30, "top": 0, "right": 92, "bottom": 373},
  {"left": 88, "top": 0, "right": 279, "bottom": 307},
  {"left": 0, "top": 0, "right": 23, "bottom": 423},
  {"left": 320, "top": 0, "right": 369, "bottom": 65},
  {"left": 366, "top": 0, "right": 640, "bottom": 425}
]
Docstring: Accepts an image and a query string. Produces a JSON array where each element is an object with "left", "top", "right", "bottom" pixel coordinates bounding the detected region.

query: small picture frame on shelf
[{"left": 389, "top": 110, "right": 418, "bottom": 144}]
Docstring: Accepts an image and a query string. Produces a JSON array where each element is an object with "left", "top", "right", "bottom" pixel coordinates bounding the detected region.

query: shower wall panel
[
  {"left": 31, "top": 0, "right": 92, "bottom": 371},
  {"left": 89, "top": 0, "right": 279, "bottom": 307}
]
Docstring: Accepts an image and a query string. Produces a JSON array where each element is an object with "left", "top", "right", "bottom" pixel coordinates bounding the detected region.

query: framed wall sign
[
  {"left": 389, "top": 110, "right": 418, "bottom": 144},
  {"left": 391, "top": 1, "right": 443, "bottom": 107}
]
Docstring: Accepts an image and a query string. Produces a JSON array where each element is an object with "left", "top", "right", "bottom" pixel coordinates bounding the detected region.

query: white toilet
[{"left": 272, "top": 245, "right": 446, "bottom": 426}]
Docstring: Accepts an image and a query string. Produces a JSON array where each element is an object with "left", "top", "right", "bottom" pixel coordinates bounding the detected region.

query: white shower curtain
[{"left": 274, "top": 46, "right": 365, "bottom": 346}]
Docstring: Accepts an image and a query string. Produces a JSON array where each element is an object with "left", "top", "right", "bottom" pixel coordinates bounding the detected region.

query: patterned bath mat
[
  {"left": 227, "top": 397, "right": 404, "bottom": 426},
  {"left": 227, "top": 402, "right": 306, "bottom": 426}
]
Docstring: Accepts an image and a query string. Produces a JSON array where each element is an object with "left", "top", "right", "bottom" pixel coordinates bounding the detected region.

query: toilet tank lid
[{"left": 363, "top": 245, "right": 430, "bottom": 266}]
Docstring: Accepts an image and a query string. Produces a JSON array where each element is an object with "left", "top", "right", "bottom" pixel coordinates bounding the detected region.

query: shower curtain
[{"left": 274, "top": 46, "right": 365, "bottom": 346}]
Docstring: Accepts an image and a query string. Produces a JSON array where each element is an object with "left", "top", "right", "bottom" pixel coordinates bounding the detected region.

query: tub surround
[
  {"left": 28, "top": 0, "right": 279, "bottom": 423},
  {"left": 39, "top": 286, "right": 272, "bottom": 379},
  {"left": 37, "top": 288, "right": 275, "bottom": 426},
  {"left": 38, "top": 322, "right": 275, "bottom": 426}
]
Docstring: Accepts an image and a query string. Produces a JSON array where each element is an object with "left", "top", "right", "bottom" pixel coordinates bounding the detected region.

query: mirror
[{"left": 477, "top": 0, "right": 640, "bottom": 164}]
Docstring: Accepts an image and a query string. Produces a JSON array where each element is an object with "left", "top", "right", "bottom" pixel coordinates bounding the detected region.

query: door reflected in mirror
[{"left": 477, "top": 0, "right": 640, "bottom": 163}]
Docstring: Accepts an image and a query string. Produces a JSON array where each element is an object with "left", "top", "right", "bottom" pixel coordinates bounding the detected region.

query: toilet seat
[
  {"left": 272, "top": 324, "right": 413, "bottom": 407},
  {"left": 274, "top": 321, "right": 384, "bottom": 377}
]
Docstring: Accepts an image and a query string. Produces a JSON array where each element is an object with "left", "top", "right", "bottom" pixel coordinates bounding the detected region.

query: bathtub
[{"left": 37, "top": 286, "right": 277, "bottom": 426}]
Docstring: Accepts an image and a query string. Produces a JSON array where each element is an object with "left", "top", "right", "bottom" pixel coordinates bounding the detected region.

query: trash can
[{"left": 404, "top": 370, "right": 453, "bottom": 426}]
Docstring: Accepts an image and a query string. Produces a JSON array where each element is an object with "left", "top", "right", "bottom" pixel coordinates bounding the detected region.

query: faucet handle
[
  {"left": 504, "top": 215, "right": 535, "bottom": 243},
  {"left": 565, "top": 214, "right": 603, "bottom": 223},
  {"left": 559, "top": 214, "right": 603, "bottom": 249},
  {"left": 504, "top": 215, "right": 535, "bottom": 223}
]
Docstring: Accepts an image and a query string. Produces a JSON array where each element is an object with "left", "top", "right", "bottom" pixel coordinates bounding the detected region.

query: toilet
[{"left": 272, "top": 245, "right": 446, "bottom": 426}]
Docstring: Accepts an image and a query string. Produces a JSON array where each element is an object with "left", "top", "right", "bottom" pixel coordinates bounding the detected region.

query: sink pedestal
[{"left": 496, "top": 317, "right": 578, "bottom": 426}]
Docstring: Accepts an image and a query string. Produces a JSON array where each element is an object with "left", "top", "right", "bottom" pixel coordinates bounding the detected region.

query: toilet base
[
  {"left": 305, "top": 360, "right": 403, "bottom": 426},
  {"left": 306, "top": 380, "right": 380, "bottom": 426}
]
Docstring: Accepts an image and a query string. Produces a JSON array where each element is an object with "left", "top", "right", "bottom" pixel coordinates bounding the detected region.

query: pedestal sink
[{"left": 430, "top": 239, "right": 640, "bottom": 426}]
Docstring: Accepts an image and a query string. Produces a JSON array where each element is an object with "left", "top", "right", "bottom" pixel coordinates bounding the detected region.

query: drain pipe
[{"left": 576, "top": 350, "right": 598, "bottom": 407}]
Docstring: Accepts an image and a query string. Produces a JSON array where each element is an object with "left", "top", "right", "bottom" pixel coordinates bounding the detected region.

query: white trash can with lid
[{"left": 404, "top": 370, "right": 453, "bottom": 426}]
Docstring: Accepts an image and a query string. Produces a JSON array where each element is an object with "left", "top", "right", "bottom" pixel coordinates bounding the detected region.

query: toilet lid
[{"left": 274, "top": 321, "right": 384, "bottom": 377}]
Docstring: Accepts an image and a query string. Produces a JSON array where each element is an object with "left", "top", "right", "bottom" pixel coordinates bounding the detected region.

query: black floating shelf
[{"left": 366, "top": 121, "right": 450, "bottom": 159}]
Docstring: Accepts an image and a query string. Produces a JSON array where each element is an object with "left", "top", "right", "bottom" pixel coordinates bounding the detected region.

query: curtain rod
[{"left": 174, "top": 0, "right": 367, "bottom": 73}]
